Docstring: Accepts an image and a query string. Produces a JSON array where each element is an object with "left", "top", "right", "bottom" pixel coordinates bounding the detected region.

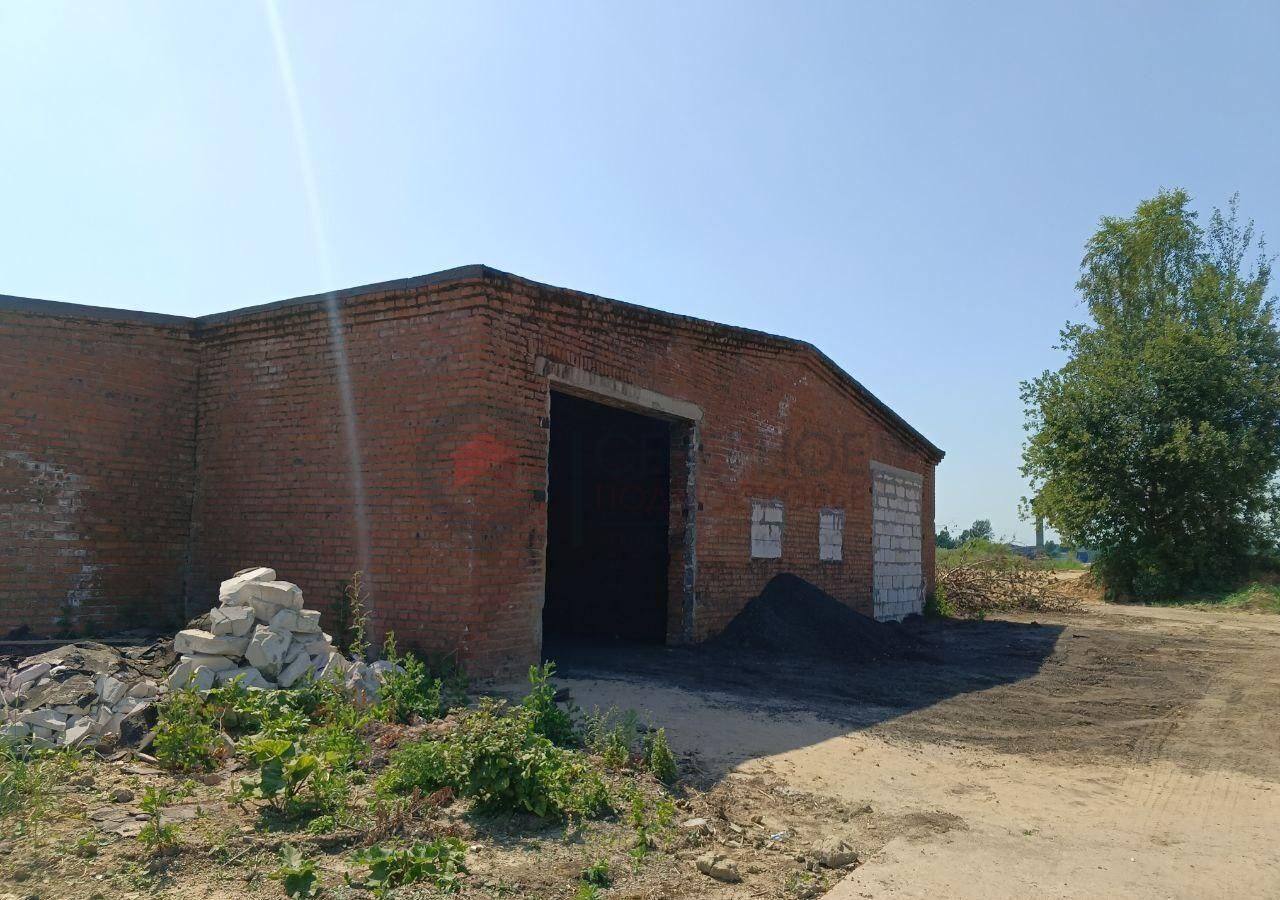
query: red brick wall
[
  {"left": 476, "top": 274, "right": 939, "bottom": 663},
  {"left": 2, "top": 269, "right": 938, "bottom": 677},
  {"left": 187, "top": 280, "right": 496, "bottom": 665},
  {"left": 0, "top": 308, "right": 197, "bottom": 637}
]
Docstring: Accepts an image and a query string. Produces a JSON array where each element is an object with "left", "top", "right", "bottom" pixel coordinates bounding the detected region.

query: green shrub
[
  {"left": 923, "top": 585, "right": 955, "bottom": 618},
  {"left": 236, "top": 737, "right": 347, "bottom": 823},
  {"left": 290, "top": 671, "right": 371, "bottom": 735},
  {"left": 522, "top": 662, "right": 579, "bottom": 747},
  {"left": 207, "top": 677, "right": 311, "bottom": 739},
  {"left": 271, "top": 844, "right": 319, "bottom": 898},
  {"left": 348, "top": 839, "right": 467, "bottom": 897},
  {"left": 153, "top": 688, "right": 221, "bottom": 773},
  {"left": 601, "top": 727, "right": 631, "bottom": 769},
  {"left": 378, "top": 699, "right": 609, "bottom": 819},
  {"left": 375, "top": 737, "right": 456, "bottom": 797},
  {"left": 305, "top": 722, "right": 368, "bottom": 771},
  {"left": 643, "top": 728, "right": 679, "bottom": 784},
  {"left": 376, "top": 631, "right": 442, "bottom": 724}
]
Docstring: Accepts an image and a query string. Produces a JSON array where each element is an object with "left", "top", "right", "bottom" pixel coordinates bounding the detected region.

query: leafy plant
[
  {"left": 348, "top": 839, "right": 467, "bottom": 897},
  {"left": 575, "top": 884, "right": 604, "bottom": 900},
  {"left": 271, "top": 844, "right": 319, "bottom": 898},
  {"left": 207, "top": 676, "right": 311, "bottom": 739},
  {"left": 377, "top": 699, "right": 609, "bottom": 819},
  {"left": 153, "top": 687, "right": 221, "bottom": 773},
  {"left": 375, "top": 737, "right": 455, "bottom": 797},
  {"left": 1022, "top": 190, "right": 1280, "bottom": 599},
  {"left": 923, "top": 585, "right": 954, "bottom": 618},
  {"left": 581, "top": 859, "right": 611, "bottom": 888},
  {"left": 376, "top": 631, "right": 442, "bottom": 724},
  {"left": 654, "top": 795, "right": 676, "bottom": 829},
  {"left": 237, "top": 737, "right": 345, "bottom": 822},
  {"left": 601, "top": 727, "right": 630, "bottom": 769},
  {"left": 137, "top": 786, "right": 180, "bottom": 854},
  {"left": 522, "top": 662, "right": 579, "bottom": 747},
  {"left": 643, "top": 728, "right": 679, "bottom": 784}
]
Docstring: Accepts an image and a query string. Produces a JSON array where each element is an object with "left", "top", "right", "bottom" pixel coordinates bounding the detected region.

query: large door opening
[{"left": 544, "top": 391, "right": 671, "bottom": 645}]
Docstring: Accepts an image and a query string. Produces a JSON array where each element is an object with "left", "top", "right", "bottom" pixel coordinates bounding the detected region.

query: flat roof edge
[
  {"left": 0, "top": 264, "right": 944, "bottom": 461},
  {"left": 0, "top": 293, "right": 194, "bottom": 328},
  {"left": 193, "top": 265, "right": 490, "bottom": 327}
]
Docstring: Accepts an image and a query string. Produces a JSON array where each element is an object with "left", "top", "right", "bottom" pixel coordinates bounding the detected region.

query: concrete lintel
[
  {"left": 871, "top": 460, "right": 925, "bottom": 485},
  {"left": 537, "top": 357, "right": 703, "bottom": 422}
]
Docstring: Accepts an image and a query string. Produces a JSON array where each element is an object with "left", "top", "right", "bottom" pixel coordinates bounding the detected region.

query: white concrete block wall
[
  {"left": 819, "top": 508, "right": 844, "bottom": 561},
  {"left": 750, "top": 499, "right": 784, "bottom": 558},
  {"left": 872, "top": 463, "right": 924, "bottom": 620}
]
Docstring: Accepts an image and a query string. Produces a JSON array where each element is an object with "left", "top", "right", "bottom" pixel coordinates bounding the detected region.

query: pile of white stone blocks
[
  {"left": 171, "top": 566, "right": 382, "bottom": 698},
  {"left": 0, "top": 645, "right": 159, "bottom": 748}
]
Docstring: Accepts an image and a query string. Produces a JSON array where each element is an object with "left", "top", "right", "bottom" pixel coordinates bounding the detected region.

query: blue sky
[{"left": 2, "top": 1, "right": 1277, "bottom": 542}]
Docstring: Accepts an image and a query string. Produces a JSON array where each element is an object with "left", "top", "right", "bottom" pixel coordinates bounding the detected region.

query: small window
[
  {"left": 819, "top": 508, "right": 844, "bottom": 561},
  {"left": 750, "top": 499, "right": 784, "bottom": 558}
]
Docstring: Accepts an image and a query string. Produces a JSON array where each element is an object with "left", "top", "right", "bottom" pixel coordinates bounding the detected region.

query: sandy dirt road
[{"left": 556, "top": 602, "right": 1280, "bottom": 899}]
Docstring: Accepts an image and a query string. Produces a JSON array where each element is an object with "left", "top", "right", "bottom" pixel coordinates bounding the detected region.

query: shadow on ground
[{"left": 546, "top": 613, "right": 1065, "bottom": 784}]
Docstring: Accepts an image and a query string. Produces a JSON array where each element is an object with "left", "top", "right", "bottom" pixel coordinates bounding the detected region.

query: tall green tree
[
  {"left": 957, "top": 519, "right": 994, "bottom": 544},
  {"left": 1021, "top": 190, "right": 1280, "bottom": 598}
]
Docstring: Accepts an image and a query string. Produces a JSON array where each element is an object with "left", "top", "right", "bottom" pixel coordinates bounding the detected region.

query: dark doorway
[{"left": 544, "top": 391, "right": 671, "bottom": 644}]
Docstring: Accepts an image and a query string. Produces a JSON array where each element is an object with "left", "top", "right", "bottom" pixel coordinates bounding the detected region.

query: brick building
[{"left": 0, "top": 266, "right": 943, "bottom": 676}]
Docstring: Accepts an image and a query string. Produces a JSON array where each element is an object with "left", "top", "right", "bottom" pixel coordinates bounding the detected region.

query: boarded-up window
[
  {"left": 750, "top": 499, "right": 784, "bottom": 558},
  {"left": 872, "top": 462, "right": 925, "bottom": 620},
  {"left": 819, "top": 508, "right": 844, "bottom": 561}
]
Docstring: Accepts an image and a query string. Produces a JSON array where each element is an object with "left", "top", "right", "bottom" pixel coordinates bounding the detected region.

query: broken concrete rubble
[
  {"left": 696, "top": 852, "right": 743, "bottom": 883},
  {"left": 1, "top": 642, "right": 156, "bottom": 749},
  {"left": 1, "top": 566, "right": 400, "bottom": 751}
]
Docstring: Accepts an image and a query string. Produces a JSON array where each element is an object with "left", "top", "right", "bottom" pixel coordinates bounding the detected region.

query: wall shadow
[{"left": 547, "top": 604, "right": 1065, "bottom": 786}]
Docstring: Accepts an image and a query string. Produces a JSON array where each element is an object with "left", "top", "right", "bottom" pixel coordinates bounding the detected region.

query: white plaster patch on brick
[
  {"left": 819, "top": 508, "right": 844, "bottom": 561},
  {"left": 871, "top": 464, "right": 924, "bottom": 620},
  {"left": 65, "top": 564, "right": 101, "bottom": 610},
  {"left": 750, "top": 499, "right": 784, "bottom": 559},
  {"left": 536, "top": 357, "right": 703, "bottom": 422},
  {"left": 725, "top": 431, "right": 747, "bottom": 481}
]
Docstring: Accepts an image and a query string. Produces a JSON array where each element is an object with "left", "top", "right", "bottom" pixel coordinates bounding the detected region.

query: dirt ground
[
  {"left": 552, "top": 599, "right": 1280, "bottom": 899},
  {"left": 4, "top": 598, "right": 1278, "bottom": 899}
]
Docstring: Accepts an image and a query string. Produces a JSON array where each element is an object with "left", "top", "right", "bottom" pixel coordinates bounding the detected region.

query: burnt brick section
[
  {"left": 0, "top": 266, "right": 941, "bottom": 676},
  {"left": 0, "top": 307, "right": 197, "bottom": 637}
]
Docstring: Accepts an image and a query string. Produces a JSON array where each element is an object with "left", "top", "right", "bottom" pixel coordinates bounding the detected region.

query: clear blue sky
[{"left": 2, "top": 2, "right": 1277, "bottom": 542}]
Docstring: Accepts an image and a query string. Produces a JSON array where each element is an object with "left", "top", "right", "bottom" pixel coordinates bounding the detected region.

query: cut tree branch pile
[{"left": 936, "top": 561, "right": 1081, "bottom": 616}]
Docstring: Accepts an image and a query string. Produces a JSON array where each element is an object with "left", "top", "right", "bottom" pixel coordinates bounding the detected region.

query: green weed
[
  {"left": 348, "top": 838, "right": 468, "bottom": 897},
  {"left": 522, "top": 662, "right": 579, "bottom": 747},
  {"left": 137, "top": 785, "right": 181, "bottom": 854},
  {"left": 271, "top": 844, "right": 319, "bottom": 898},
  {"left": 377, "top": 699, "right": 609, "bottom": 819},
  {"left": 376, "top": 631, "right": 442, "bottom": 724},
  {"left": 152, "top": 688, "right": 221, "bottom": 773},
  {"left": 643, "top": 728, "right": 679, "bottom": 784}
]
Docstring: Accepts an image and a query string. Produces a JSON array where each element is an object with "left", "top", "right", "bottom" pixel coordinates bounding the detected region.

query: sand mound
[{"left": 711, "top": 574, "right": 931, "bottom": 663}]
